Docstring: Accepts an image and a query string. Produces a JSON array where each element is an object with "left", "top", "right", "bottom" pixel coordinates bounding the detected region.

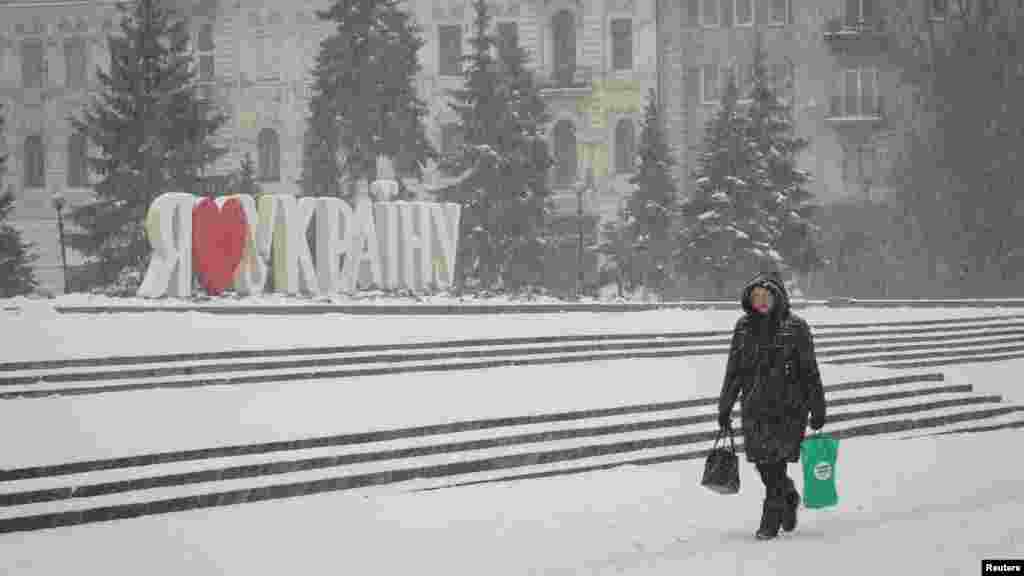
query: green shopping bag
[{"left": 800, "top": 433, "right": 839, "bottom": 509}]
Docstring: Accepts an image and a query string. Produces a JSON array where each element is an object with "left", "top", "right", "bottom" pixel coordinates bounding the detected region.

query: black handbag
[{"left": 701, "top": 427, "right": 740, "bottom": 495}]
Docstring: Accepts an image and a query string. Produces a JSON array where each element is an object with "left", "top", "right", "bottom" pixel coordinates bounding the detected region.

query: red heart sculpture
[{"left": 192, "top": 197, "right": 249, "bottom": 296}]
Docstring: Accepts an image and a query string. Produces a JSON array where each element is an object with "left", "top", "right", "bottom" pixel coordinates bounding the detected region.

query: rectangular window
[
  {"left": 198, "top": 22, "right": 215, "bottom": 52},
  {"left": 735, "top": 0, "right": 754, "bottom": 26},
  {"left": 64, "top": 38, "right": 86, "bottom": 90},
  {"left": 860, "top": 68, "right": 876, "bottom": 115},
  {"left": 688, "top": 0, "right": 701, "bottom": 26},
  {"left": 770, "top": 0, "right": 789, "bottom": 24},
  {"left": 844, "top": 0, "right": 876, "bottom": 26},
  {"left": 702, "top": 0, "right": 719, "bottom": 27},
  {"left": 702, "top": 64, "right": 719, "bottom": 103},
  {"left": 844, "top": 69, "right": 859, "bottom": 115},
  {"left": 21, "top": 39, "right": 44, "bottom": 89},
  {"left": 497, "top": 21, "right": 518, "bottom": 56},
  {"left": 67, "top": 134, "right": 88, "bottom": 188},
  {"left": 720, "top": 0, "right": 734, "bottom": 27},
  {"left": 611, "top": 19, "right": 632, "bottom": 71},
  {"left": 834, "top": 68, "right": 880, "bottom": 117},
  {"left": 438, "top": 25, "right": 462, "bottom": 77},
  {"left": 199, "top": 54, "right": 215, "bottom": 82}
]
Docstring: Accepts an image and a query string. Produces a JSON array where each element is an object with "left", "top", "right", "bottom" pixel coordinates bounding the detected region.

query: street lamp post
[
  {"left": 576, "top": 184, "right": 584, "bottom": 301},
  {"left": 51, "top": 192, "right": 69, "bottom": 294}
]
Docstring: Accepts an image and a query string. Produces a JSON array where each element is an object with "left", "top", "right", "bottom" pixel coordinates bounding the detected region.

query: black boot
[
  {"left": 755, "top": 499, "right": 784, "bottom": 540},
  {"left": 781, "top": 477, "right": 800, "bottom": 533}
]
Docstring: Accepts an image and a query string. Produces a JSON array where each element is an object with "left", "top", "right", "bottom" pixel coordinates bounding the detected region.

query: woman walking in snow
[{"left": 717, "top": 271, "right": 828, "bottom": 540}]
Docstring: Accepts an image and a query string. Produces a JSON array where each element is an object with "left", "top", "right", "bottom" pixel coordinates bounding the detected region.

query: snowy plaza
[{"left": 0, "top": 299, "right": 1021, "bottom": 574}]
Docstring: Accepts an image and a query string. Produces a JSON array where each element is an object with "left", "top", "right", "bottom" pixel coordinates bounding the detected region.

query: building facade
[
  {"left": 1, "top": 0, "right": 659, "bottom": 294},
  {"left": 658, "top": 0, "right": 933, "bottom": 207}
]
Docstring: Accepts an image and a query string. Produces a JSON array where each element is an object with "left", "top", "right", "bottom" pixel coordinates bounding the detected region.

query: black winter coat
[{"left": 718, "top": 273, "right": 827, "bottom": 464}]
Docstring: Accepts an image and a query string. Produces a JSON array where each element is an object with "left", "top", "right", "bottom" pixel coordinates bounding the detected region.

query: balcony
[
  {"left": 826, "top": 95, "right": 888, "bottom": 138},
  {"left": 537, "top": 66, "right": 594, "bottom": 97},
  {"left": 823, "top": 17, "right": 890, "bottom": 54}
]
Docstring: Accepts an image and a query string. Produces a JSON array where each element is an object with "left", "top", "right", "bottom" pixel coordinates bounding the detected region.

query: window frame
[
  {"left": 701, "top": 64, "right": 719, "bottom": 104},
  {"left": 438, "top": 24, "right": 463, "bottom": 77},
  {"left": 21, "top": 38, "right": 45, "bottom": 90},
  {"left": 769, "top": 0, "right": 790, "bottom": 26},
  {"left": 734, "top": 0, "right": 754, "bottom": 27},
  {"left": 66, "top": 132, "right": 89, "bottom": 188},
  {"left": 551, "top": 9, "right": 577, "bottom": 85},
  {"left": 701, "top": 0, "right": 720, "bottom": 28},
  {"left": 63, "top": 37, "right": 87, "bottom": 90},
  {"left": 23, "top": 134, "right": 45, "bottom": 189},
  {"left": 195, "top": 21, "right": 215, "bottom": 101},
  {"left": 613, "top": 118, "right": 636, "bottom": 174},
  {"left": 257, "top": 127, "right": 281, "bottom": 182},
  {"left": 551, "top": 119, "right": 577, "bottom": 189},
  {"left": 610, "top": 18, "right": 633, "bottom": 71},
  {"left": 832, "top": 67, "right": 881, "bottom": 118},
  {"left": 495, "top": 21, "right": 519, "bottom": 58}
]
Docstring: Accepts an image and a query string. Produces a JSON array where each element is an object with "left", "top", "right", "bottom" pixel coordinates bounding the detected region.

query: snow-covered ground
[
  {"left": 0, "top": 303, "right": 1020, "bottom": 574},
  {"left": 1, "top": 297, "right": 1022, "bottom": 362},
  {"left": 0, "top": 428, "right": 1018, "bottom": 575}
]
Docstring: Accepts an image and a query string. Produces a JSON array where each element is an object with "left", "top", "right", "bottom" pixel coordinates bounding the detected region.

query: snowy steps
[
  {"left": 0, "top": 371, "right": 1021, "bottom": 534},
  {"left": 2, "top": 315, "right": 1024, "bottom": 398}
]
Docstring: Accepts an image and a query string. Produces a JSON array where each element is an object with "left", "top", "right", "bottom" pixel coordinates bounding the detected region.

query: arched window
[
  {"left": 552, "top": 120, "right": 576, "bottom": 189},
  {"left": 257, "top": 128, "right": 280, "bottom": 182},
  {"left": 551, "top": 10, "right": 576, "bottom": 85},
  {"left": 67, "top": 132, "right": 88, "bottom": 187},
  {"left": 614, "top": 119, "right": 636, "bottom": 174},
  {"left": 23, "top": 134, "right": 45, "bottom": 188}
]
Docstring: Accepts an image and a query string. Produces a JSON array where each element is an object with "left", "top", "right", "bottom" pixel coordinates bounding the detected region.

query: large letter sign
[{"left": 138, "top": 180, "right": 461, "bottom": 298}]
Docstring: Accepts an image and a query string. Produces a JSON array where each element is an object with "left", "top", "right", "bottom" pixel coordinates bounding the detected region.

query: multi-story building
[
  {"left": 1, "top": 0, "right": 659, "bottom": 294},
  {"left": 658, "top": 0, "right": 931, "bottom": 207},
  {"left": 409, "top": 0, "right": 659, "bottom": 219}
]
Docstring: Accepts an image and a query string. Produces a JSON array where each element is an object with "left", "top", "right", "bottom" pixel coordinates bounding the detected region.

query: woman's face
[{"left": 750, "top": 286, "right": 775, "bottom": 314}]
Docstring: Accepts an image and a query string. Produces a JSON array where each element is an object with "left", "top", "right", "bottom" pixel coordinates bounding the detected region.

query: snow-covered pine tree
[
  {"left": 68, "top": 0, "right": 227, "bottom": 290},
  {"left": 306, "top": 0, "right": 436, "bottom": 200},
  {"left": 596, "top": 206, "right": 634, "bottom": 298},
  {"left": 744, "top": 38, "right": 824, "bottom": 281},
  {"left": 494, "top": 12, "right": 555, "bottom": 291},
  {"left": 626, "top": 89, "right": 677, "bottom": 296},
  {"left": 678, "top": 75, "right": 768, "bottom": 297},
  {"left": 439, "top": 0, "right": 506, "bottom": 290},
  {"left": 0, "top": 192, "right": 39, "bottom": 297},
  {"left": 438, "top": 0, "right": 554, "bottom": 292},
  {"left": 0, "top": 106, "right": 39, "bottom": 297}
]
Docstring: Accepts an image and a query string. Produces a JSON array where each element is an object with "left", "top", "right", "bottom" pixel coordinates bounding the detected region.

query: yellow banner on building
[
  {"left": 239, "top": 111, "right": 259, "bottom": 131},
  {"left": 577, "top": 78, "right": 645, "bottom": 131}
]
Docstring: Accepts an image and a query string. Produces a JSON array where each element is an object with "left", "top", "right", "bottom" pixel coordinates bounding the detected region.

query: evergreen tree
[
  {"left": 744, "top": 39, "right": 824, "bottom": 280},
  {"left": 626, "top": 90, "right": 677, "bottom": 295},
  {"left": 437, "top": 0, "right": 554, "bottom": 291},
  {"left": 306, "top": 0, "right": 436, "bottom": 200},
  {"left": 68, "top": 0, "right": 227, "bottom": 289},
  {"left": 0, "top": 107, "right": 39, "bottom": 297},
  {"left": 0, "top": 192, "right": 39, "bottom": 297},
  {"left": 678, "top": 76, "right": 770, "bottom": 297},
  {"left": 596, "top": 206, "right": 634, "bottom": 298}
]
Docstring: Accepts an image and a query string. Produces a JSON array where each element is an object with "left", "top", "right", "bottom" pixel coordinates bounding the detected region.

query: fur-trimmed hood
[{"left": 740, "top": 271, "right": 790, "bottom": 321}]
